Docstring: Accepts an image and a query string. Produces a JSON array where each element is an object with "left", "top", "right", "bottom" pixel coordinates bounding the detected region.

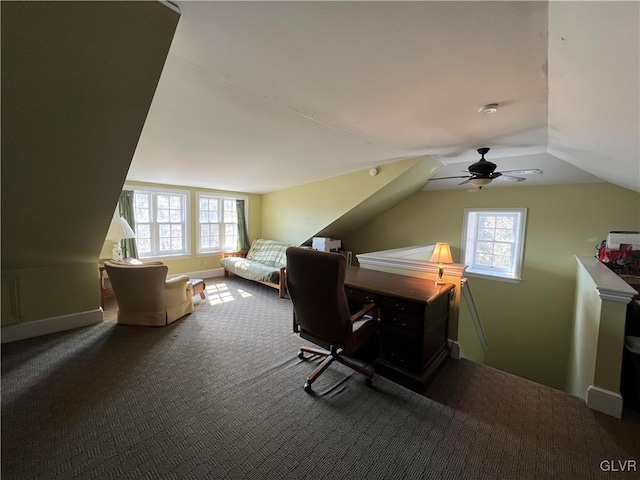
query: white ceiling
[{"left": 128, "top": 1, "right": 639, "bottom": 194}]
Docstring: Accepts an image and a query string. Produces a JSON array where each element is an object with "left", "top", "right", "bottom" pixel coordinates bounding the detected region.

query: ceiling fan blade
[
  {"left": 458, "top": 178, "right": 472, "bottom": 186},
  {"left": 499, "top": 169, "right": 543, "bottom": 175},
  {"left": 430, "top": 175, "right": 472, "bottom": 181},
  {"left": 498, "top": 174, "right": 526, "bottom": 182}
]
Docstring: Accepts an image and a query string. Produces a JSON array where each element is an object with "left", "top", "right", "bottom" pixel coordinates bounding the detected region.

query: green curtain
[
  {"left": 236, "top": 199, "right": 250, "bottom": 251},
  {"left": 118, "top": 190, "right": 139, "bottom": 259}
]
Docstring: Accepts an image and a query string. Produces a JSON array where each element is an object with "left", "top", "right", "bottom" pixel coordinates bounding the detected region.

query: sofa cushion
[
  {"left": 220, "top": 256, "right": 281, "bottom": 284},
  {"left": 245, "top": 239, "right": 289, "bottom": 268}
]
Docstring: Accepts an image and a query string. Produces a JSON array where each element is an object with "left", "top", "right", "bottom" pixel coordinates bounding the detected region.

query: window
[
  {"left": 461, "top": 208, "right": 527, "bottom": 282},
  {"left": 131, "top": 187, "right": 190, "bottom": 258},
  {"left": 197, "top": 193, "right": 247, "bottom": 253}
]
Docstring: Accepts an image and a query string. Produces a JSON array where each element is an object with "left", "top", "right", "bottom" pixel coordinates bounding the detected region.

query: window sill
[
  {"left": 196, "top": 251, "right": 229, "bottom": 257},
  {"left": 139, "top": 254, "right": 191, "bottom": 262},
  {"left": 465, "top": 270, "right": 522, "bottom": 284}
]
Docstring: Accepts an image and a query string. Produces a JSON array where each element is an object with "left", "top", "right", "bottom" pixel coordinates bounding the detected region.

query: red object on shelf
[{"left": 599, "top": 247, "right": 640, "bottom": 274}]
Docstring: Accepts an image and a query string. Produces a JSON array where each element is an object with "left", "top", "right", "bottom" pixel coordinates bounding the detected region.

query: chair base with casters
[{"left": 298, "top": 344, "right": 374, "bottom": 393}]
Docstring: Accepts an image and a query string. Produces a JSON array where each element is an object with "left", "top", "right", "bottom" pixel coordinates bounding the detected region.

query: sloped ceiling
[
  {"left": 128, "top": 1, "right": 639, "bottom": 194},
  {"left": 547, "top": 1, "right": 639, "bottom": 193},
  {"left": 1, "top": 1, "right": 179, "bottom": 269}
]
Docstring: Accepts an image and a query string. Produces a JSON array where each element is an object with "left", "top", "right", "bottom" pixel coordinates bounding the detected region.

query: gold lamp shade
[
  {"left": 430, "top": 243, "right": 453, "bottom": 264},
  {"left": 430, "top": 243, "right": 453, "bottom": 285}
]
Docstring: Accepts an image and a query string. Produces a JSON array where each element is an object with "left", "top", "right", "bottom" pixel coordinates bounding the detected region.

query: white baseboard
[
  {"left": 184, "top": 267, "right": 225, "bottom": 280},
  {"left": 1, "top": 309, "right": 104, "bottom": 344},
  {"left": 448, "top": 340, "right": 462, "bottom": 359},
  {"left": 586, "top": 385, "right": 623, "bottom": 418}
]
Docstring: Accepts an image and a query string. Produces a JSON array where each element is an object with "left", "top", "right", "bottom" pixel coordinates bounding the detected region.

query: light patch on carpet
[{"left": 206, "top": 282, "right": 253, "bottom": 305}]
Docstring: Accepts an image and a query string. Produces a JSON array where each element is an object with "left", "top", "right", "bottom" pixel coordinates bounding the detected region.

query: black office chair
[{"left": 285, "top": 247, "right": 378, "bottom": 393}]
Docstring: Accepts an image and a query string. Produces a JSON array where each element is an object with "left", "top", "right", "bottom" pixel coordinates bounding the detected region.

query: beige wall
[
  {"left": 261, "top": 156, "right": 441, "bottom": 245},
  {"left": 100, "top": 181, "right": 263, "bottom": 276},
  {"left": 1, "top": 2, "right": 179, "bottom": 324},
  {"left": 344, "top": 182, "right": 640, "bottom": 391}
]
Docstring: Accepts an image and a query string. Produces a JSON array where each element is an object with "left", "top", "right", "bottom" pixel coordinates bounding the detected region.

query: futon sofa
[{"left": 220, "top": 239, "right": 292, "bottom": 298}]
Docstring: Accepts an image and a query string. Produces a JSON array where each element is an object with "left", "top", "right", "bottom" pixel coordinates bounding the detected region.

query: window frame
[
  {"left": 196, "top": 192, "right": 249, "bottom": 255},
  {"left": 461, "top": 207, "right": 527, "bottom": 283},
  {"left": 126, "top": 185, "right": 191, "bottom": 260}
]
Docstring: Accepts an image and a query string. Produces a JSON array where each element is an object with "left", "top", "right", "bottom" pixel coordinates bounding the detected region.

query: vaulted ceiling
[{"left": 128, "top": 1, "right": 639, "bottom": 194}]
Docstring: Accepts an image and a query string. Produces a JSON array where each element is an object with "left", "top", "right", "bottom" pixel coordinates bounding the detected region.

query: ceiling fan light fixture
[
  {"left": 479, "top": 103, "right": 499, "bottom": 115},
  {"left": 469, "top": 177, "right": 492, "bottom": 188}
]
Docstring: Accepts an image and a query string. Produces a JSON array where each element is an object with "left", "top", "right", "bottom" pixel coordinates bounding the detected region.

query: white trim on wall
[
  {"left": 586, "top": 385, "right": 623, "bottom": 418},
  {"left": 1, "top": 309, "right": 103, "bottom": 344},
  {"left": 179, "top": 267, "right": 225, "bottom": 280}
]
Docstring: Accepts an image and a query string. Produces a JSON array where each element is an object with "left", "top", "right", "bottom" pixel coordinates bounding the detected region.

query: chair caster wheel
[
  {"left": 304, "top": 382, "right": 312, "bottom": 393},
  {"left": 298, "top": 350, "right": 305, "bottom": 360},
  {"left": 365, "top": 377, "right": 373, "bottom": 388}
]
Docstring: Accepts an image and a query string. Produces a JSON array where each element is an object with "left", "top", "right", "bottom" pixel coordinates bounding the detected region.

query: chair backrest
[
  {"left": 285, "top": 247, "right": 351, "bottom": 347},
  {"left": 104, "top": 261, "right": 169, "bottom": 312}
]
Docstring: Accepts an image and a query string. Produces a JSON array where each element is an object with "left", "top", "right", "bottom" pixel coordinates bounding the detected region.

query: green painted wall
[
  {"left": 1, "top": 2, "right": 179, "bottom": 324},
  {"left": 261, "top": 156, "right": 442, "bottom": 245},
  {"left": 344, "top": 183, "right": 640, "bottom": 391},
  {"left": 100, "top": 181, "right": 262, "bottom": 276}
]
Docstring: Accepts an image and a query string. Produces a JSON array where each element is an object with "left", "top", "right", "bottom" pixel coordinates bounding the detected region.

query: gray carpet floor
[{"left": 2, "top": 276, "right": 639, "bottom": 479}]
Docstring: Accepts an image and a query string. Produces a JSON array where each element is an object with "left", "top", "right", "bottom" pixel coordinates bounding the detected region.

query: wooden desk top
[
  {"left": 344, "top": 266, "right": 453, "bottom": 304},
  {"left": 620, "top": 275, "right": 640, "bottom": 300}
]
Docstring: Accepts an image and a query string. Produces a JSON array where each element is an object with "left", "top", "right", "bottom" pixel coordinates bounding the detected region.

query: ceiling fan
[{"left": 430, "top": 147, "right": 543, "bottom": 189}]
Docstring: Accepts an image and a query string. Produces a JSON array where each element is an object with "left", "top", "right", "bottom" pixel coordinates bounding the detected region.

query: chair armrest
[
  {"left": 349, "top": 302, "right": 377, "bottom": 323},
  {"left": 165, "top": 275, "right": 192, "bottom": 307},
  {"left": 222, "top": 250, "right": 249, "bottom": 258},
  {"left": 165, "top": 275, "right": 190, "bottom": 289},
  {"left": 278, "top": 266, "right": 287, "bottom": 298}
]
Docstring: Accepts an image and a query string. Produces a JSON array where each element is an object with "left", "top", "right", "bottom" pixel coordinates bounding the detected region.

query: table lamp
[
  {"left": 430, "top": 243, "right": 453, "bottom": 285},
  {"left": 106, "top": 215, "right": 136, "bottom": 262}
]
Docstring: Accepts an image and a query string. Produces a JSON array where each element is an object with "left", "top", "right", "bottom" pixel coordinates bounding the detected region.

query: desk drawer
[
  {"left": 379, "top": 327, "right": 421, "bottom": 372},
  {"left": 383, "top": 297, "right": 423, "bottom": 316},
  {"left": 380, "top": 309, "right": 422, "bottom": 334},
  {"left": 423, "top": 316, "right": 448, "bottom": 366},
  {"left": 345, "top": 287, "right": 380, "bottom": 305}
]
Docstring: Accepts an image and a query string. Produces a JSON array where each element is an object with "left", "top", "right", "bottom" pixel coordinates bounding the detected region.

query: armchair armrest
[
  {"left": 222, "top": 250, "right": 249, "bottom": 258},
  {"left": 165, "top": 275, "right": 190, "bottom": 289},
  {"left": 164, "top": 274, "right": 192, "bottom": 309},
  {"left": 349, "top": 302, "right": 377, "bottom": 323}
]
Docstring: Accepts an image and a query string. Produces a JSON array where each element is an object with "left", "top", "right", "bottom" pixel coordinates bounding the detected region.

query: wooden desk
[{"left": 344, "top": 266, "right": 454, "bottom": 393}]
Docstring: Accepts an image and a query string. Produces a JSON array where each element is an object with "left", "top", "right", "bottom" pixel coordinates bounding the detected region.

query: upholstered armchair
[{"left": 104, "top": 261, "right": 194, "bottom": 326}]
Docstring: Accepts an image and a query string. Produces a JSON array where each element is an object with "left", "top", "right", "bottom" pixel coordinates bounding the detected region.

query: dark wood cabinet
[{"left": 344, "top": 267, "right": 454, "bottom": 394}]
